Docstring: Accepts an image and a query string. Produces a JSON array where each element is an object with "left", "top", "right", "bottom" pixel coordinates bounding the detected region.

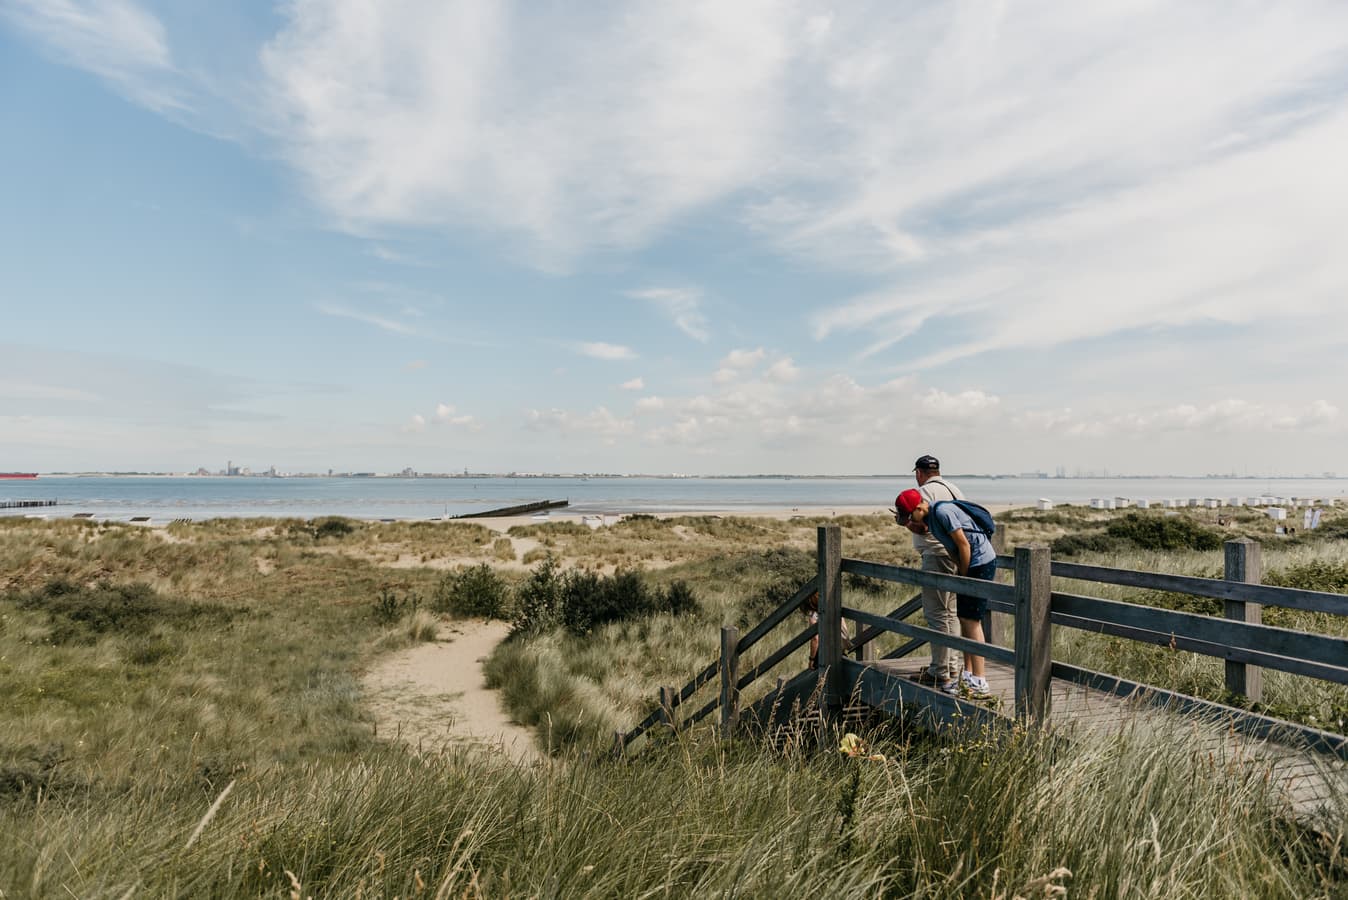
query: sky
[{"left": 2, "top": 1, "right": 1347, "bottom": 477}]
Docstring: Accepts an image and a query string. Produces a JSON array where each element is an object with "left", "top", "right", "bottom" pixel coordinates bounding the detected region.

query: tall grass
[
  {"left": 0, "top": 511, "right": 1343, "bottom": 896},
  {"left": 0, "top": 723, "right": 1338, "bottom": 897}
]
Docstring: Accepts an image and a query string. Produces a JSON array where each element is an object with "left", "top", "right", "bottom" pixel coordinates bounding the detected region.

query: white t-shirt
[{"left": 912, "top": 476, "right": 963, "bottom": 554}]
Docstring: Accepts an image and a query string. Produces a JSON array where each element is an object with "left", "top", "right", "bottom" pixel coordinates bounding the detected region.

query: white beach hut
[
  {"left": 1037, "top": 498, "right": 1054, "bottom": 511},
  {"left": 1266, "top": 507, "right": 1287, "bottom": 521}
]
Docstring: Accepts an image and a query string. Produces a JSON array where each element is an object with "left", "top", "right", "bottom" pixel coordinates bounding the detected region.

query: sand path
[{"left": 363, "top": 619, "right": 540, "bottom": 764}]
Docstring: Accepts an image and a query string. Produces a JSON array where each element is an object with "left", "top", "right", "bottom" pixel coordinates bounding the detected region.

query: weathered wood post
[
  {"left": 1224, "top": 538, "right": 1263, "bottom": 703},
  {"left": 1013, "top": 544, "right": 1052, "bottom": 723},
  {"left": 659, "top": 686, "right": 678, "bottom": 732},
  {"left": 719, "top": 626, "right": 740, "bottom": 738},
  {"left": 817, "top": 525, "right": 844, "bottom": 718},
  {"left": 612, "top": 730, "right": 626, "bottom": 757},
  {"left": 854, "top": 634, "right": 876, "bottom": 663},
  {"left": 983, "top": 530, "right": 1008, "bottom": 646}
]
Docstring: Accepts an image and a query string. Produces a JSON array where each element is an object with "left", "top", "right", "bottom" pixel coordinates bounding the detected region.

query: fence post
[
  {"left": 817, "top": 525, "right": 844, "bottom": 718},
  {"left": 719, "top": 626, "right": 740, "bottom": 738},
  {"left": 1013, "top": 544, "right": 1052, "bottom": 723},
  {"left": 1224, "top": 538, "right": 1263, "bottom": 703},
  {"left": 983, "top": 530, "right": 1008, "bottom": 646},
  {"left": 659, "top": 686, "right": 678, "bottom": 732}
]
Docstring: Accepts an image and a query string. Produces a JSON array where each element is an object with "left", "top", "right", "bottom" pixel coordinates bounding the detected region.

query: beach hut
[
  {"left": 1228, "top": 497, "right": 1244, "bottom": 507},
  {"left": 1137, "top": 499, "right": 1151, "bottom": 509},
  {"left": 1204, "top": 498, "right": 1222, "bottom": 509},
  {"left": 1164, "top": 499, "right": 1181, "bottom": 509},
  {"left": 1037, "top": 498, "right": 1054, "bottom": 511},
  {"left": 1266, "top": 507, "right": 1287, "bottom": 521},
  {"left": 1089, "top": 498, "right": 1105, "bottom": 509},
  {"left": 1114, "top": 497, "right": 1132, "bottom": 508}
]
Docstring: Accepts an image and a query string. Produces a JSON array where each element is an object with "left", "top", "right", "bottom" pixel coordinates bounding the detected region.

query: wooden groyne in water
[
  {"left": 451, "top": 499, "right": 568, "bottom": 519},
  {"left": 0, "top": 499, "right": 56, "bottom": 510}
]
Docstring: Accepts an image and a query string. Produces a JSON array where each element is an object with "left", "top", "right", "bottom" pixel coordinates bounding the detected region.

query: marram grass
[{"left": 1, "top": 723, "right": 1341, "bottom": 897}]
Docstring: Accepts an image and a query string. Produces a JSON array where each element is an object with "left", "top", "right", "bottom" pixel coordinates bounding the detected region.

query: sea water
[{"left": 2, "top": 475, "right": 1345, "bottom": 522}]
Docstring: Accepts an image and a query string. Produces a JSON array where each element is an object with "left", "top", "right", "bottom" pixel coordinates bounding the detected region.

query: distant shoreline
[{"left": 28, "top": 472, "right": 1346, "bottom": 481}]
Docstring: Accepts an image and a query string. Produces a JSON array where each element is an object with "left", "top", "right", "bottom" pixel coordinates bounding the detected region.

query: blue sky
[{"left": 3, "top": 1, "right": 1347, "bottom": 476}]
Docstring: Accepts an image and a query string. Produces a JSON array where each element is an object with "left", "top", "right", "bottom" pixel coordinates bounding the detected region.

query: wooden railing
[{"left": 618, "top": 526, "right": 1348, "bottom": 759}]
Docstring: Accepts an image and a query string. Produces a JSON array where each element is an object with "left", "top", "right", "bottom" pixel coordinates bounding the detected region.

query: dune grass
[{"left": 0, "top": 509, "right": 1343, "bottom": 896}]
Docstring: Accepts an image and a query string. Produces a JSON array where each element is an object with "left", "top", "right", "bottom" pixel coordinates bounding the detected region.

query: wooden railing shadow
[{"left": 618, "top": 527, "right": 1348, "bottom": 765}]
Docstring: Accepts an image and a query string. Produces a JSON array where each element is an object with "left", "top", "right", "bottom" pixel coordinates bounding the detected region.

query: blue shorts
[{"left": 956, "top": 560, "right": 999, "bottom": 620}]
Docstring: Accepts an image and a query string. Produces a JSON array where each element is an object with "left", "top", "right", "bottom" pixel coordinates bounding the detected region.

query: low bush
[
  {"left": 312, "top": 517, "right": 356, "bottom": 539},
  {"left": 511, "top": 559, "right": 699, "bottom": 637},
  {"left": 371, "top": 587, "right": 421, "bottom": 625},
  {"left": 7, "top": 579, "right": 237, "bottom": 645},
  {"left": 432, "top": 564, "right": 510, "bottom": 619},
  {"left": 511, "top": 555, "right": 564, "bottom": 638},
  {"left": 1266, "top": 559, "right": 1348, "bottom": 594},
  {"left": 1106, "top": 513, "right": 1223, "bottom": 551}
]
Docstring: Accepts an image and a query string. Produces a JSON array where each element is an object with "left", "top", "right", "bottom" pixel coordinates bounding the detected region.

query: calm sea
[{"left": 2, "top": 475, "right": 1345, "bottom": 522}]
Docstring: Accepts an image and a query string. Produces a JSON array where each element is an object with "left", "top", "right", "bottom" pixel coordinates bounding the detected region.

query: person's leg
[
  {"left": 921, "top": 552, "right": 958, "bottom": 679},
  {"left": 958, "top": 616, "right": 986, "bottom": 678}
]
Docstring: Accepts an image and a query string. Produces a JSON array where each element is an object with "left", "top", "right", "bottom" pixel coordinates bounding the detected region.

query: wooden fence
[{"left": 619, "top": 527, "right": 1348, "bottom": 759}]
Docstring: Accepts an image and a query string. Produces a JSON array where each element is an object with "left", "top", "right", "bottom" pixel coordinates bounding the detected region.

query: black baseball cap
[{"left": 913, "top": 455, "right": 940, "bottom": 471}]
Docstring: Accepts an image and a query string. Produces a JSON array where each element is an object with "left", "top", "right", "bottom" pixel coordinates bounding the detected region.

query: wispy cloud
[
  {"left": 315, "top": 303, "right": 419, "bottom": 336},
  {"left": 619, "top": 377, "right": 645, "bottom": 391},
  {"left": 576, "top": 341, "right": 636, "bottom": 361},
  {"left": 1, "top": 0, "right": 187, "bottom": 111},
  {"left": 626, "top": 287, "right": 710, "bottom": 342}
]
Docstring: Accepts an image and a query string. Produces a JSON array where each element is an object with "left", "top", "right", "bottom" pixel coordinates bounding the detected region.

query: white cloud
[
  {"left": 434, "top": 403, "right": 478, "bottom": 429},
  {"left": 634, "top": 396, "right": 665, "bottom": 414},
  {"left": 720, "top": 347, "right": 766, "bottom": 370},
  {"left": 626, "top": 287, "right": 710, "bottom": 342},
  {"left": 405, "top": 413, "right": 426, "bottom": 432},
  {"left": 261, "top": 0, "right": 793, "bottom": 263},
  {"left": 315, "top": 302, "right": 419, "bottom": 336},
  {"left": 526, "top": 406, "right": 634, "bottom": 440},
  {"left": 1, "top": 0, "right": 185, "bottom": 110},
  {"left": 765, "top": 357, "right": 799, "bottom": 382},
  {"left": 576, "top": 342, "right": 636, "bottom": 361},
  {"left": 620, "top": 377, "right": 645, "bottom": 391}
]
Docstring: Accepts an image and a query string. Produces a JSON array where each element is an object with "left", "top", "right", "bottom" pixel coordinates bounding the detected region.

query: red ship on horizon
[{"left": 0, "top": 473, "right": 38, "bottom": 479}]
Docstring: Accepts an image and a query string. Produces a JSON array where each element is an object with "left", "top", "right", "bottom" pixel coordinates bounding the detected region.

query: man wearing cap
[
  {"left": 902, "top": 455, "right": 963, "bottom": 691},
  {"left": 894, "top": 487, "right": 996, "bottom": 698}
]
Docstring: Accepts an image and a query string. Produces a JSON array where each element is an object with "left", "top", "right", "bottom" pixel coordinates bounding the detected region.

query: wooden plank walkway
[{"left": 866, "top": 657, "right": 1347, "bottom": 827}]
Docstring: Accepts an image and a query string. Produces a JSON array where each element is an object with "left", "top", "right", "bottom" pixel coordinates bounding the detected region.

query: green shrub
[
  {"left": 312, "top": 517, "right": 356, "bottom": 539},
  {"left": 663, "top": 579, "right": 698, "bottom": 616},
  {"left": 1106, "top": 513, "right": 1223, "bottom": 551},
  {"left": 432, "top": 564, "right": 510, "bottom": 619},
  {"left": 491, "top": 537, "right": 516, "bottom": 561},
  {"left": 1266, "top": 560, "right": 1348, "bottom": 594},
  {"left": 7, "top": 578, "right": 237, "bottom": 645},
  {"left": 511, "top": 556, "right": 563, "bottom": 638},
  {"left": 371, "top": 587, "right": 421, "bottom": 625}
]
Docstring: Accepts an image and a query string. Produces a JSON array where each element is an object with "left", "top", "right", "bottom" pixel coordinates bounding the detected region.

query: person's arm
[{"left": 949, "top": 528, "right": 972, "bottom": 576}]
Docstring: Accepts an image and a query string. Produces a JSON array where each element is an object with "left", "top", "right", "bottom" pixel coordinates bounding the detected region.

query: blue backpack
[{"left": 930, "top": 499, "right": 997, "bottom": 537}]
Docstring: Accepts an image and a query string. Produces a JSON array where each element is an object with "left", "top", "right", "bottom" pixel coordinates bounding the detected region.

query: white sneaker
[{"left": 960, "top": 671, "right": 991, "bottom": 699}]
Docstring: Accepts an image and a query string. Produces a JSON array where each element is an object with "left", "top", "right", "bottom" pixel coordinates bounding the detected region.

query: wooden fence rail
[{"left": 618, "top": 525, "right": 1347, "bottom": 761}]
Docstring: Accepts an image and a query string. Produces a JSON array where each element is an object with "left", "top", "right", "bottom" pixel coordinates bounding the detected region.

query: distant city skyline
[{"left": 4, "top": 3, "right": 1347, "bottom": 476}]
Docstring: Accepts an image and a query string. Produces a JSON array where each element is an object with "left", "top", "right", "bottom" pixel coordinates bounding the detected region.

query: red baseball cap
[{"left": 895, "top": 489, "right": 923, "bottom": 515}]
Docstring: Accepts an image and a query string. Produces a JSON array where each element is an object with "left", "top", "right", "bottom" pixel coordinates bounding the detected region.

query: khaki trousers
[{"left": 922, "top": 550, "right": 959, "bottom": 679}]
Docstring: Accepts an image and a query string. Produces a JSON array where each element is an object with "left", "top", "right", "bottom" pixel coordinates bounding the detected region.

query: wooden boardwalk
[
  {"left": 621, "top": 525, "right": 1348, "bottom": 830},
  {"left": 857, "top": 658, "right": 1347, "bottom": 826}
]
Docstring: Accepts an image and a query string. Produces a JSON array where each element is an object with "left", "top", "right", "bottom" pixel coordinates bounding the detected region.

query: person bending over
[{"left": 894, "top": 489, "right": 997, "bottom": 698}]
